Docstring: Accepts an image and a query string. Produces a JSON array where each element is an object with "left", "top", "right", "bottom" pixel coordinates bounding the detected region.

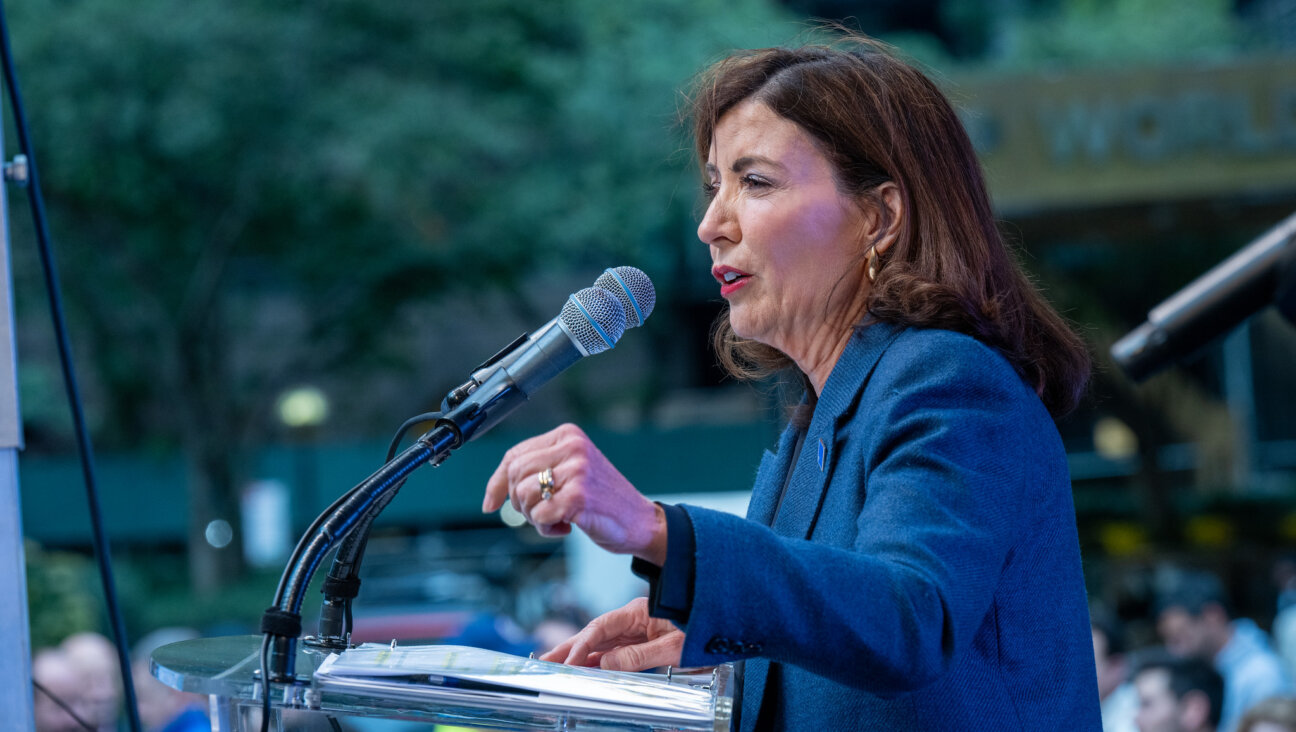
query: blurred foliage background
[{"left": 9, "top": 0, "right": 1296, "bottom": 657}]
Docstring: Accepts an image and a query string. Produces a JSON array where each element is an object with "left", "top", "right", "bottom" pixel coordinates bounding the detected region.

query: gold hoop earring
[{"left": 866, "top": 247, "right": 879, "bottom": 283}]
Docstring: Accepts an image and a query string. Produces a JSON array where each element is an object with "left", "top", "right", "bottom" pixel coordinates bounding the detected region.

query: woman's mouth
[{"left": 713, "top": 266, "right": 752, "bottom": 296}]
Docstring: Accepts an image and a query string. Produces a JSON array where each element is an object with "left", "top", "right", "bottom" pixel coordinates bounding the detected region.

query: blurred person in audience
[
  {"left": 1096, "top": 608, "right": 1140, "bottom": 732},
  {"left": 59, "top": 632, "right": 122, "bottom": 732},
  {"left": 1272, "top": 557, "right": 1296, "bottom": 680},
  {"left": 1158, "top": 570, "right": 1294, "bottom": 732},
  {"left": 132, "top": 628, "right": 209, "bottom": 732},
  {"left": 32, "top": 646, "right": 92, "bottom": 732},
  {"left": 1134, "top": 653, "right": 1226, "bottom": 732},
  {"left": 1237, "top": 696, "right": 1296, "bottom": 732}
]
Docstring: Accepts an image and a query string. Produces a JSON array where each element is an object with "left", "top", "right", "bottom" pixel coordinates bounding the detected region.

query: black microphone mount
[{"left": 1111, "top": 210, "right": 1296, "bottom": 382}]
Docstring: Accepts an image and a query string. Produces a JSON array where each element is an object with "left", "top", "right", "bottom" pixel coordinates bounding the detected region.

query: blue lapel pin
[{"left": 817, "top": 439, "right": 826, "bottom": 471}]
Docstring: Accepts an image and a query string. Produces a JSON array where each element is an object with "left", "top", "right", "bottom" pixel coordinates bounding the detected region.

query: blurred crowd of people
[
  {"left": 1095, "top": 565, "right": 1296, "bottom": 732},
  {"left": 31, "top": 628, "right": 208, "bottom": 732}
]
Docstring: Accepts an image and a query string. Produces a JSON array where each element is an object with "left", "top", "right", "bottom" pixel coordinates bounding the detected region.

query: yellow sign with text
[{"left": 950, "top": 56, "right": 1296, "bottom": 213}]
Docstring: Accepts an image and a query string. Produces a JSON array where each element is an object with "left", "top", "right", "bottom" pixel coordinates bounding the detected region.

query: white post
[{"left": 0, "top": 120, "right": 33, "bottom": 726}]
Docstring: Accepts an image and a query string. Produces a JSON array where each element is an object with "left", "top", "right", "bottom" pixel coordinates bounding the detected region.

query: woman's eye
[{"left": 702, "top": 174, "right": 770, "bottom": 199}]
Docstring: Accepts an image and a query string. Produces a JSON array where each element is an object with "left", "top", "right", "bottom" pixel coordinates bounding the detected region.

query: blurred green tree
[
  {"left": 24, "top": 541, "right": 99, "bottom": 649},
  {"left": 989, "top": 0, "right": 1242, "bottom": 69}
]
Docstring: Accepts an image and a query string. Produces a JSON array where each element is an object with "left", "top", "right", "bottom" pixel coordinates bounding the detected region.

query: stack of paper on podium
[{"left": 314, "top": 643, "right": 724, "bottom": 729}]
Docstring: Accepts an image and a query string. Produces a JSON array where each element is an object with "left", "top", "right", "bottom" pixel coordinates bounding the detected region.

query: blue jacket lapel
[
  {"left": 745, "top": 426, "right": 799, "bottom": 527},
  {"left": 770, "top": 433, "right": 830, "bottom": 538},
  {"left": 771, "top": 321, "right": 902, "bottom": 540}
]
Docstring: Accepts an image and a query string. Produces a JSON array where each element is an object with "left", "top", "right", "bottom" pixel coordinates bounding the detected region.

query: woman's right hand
[
  {"left": 482, "top": 424, "right": 667, "bottom": 564},
  {"left": 540, "top": 597, "right": 684, "bottom": 672}
]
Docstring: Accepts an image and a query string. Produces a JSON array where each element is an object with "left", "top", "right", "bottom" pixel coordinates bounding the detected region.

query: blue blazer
[{"left": 677, "top": 322, "right": 1101, "bottom": 730}]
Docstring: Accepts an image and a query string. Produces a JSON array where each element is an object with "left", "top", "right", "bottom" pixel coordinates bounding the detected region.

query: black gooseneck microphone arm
[
  {"left": 313, "top": 411, "right": 439, "bottom": 647},
  {"left": 314, "top": 406, "right": 447, "bottom": 645},
  {"left": 312, "top": 480, "right": 401, "bottom": 646},
  {"left": 311, "top": 354, "right": 526, "bottom": 647},
  {"left": 261, "top": 422, "right": 459, "bottom": 681},
  {"left": 312, "top": 332, "right": 545, "bottom": 646},
  {"left": 261, "top": 365, "right": 531, "bottom": 680}
]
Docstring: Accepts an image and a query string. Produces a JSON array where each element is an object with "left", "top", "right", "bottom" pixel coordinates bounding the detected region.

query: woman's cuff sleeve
[{"left": 630, "top": 502, "right": 696, "bottom": 625}]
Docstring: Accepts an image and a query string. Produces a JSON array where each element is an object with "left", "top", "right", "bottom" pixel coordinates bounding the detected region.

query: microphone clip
[{"left": 443, "top": 331, "right": 532, "bottom": 410}]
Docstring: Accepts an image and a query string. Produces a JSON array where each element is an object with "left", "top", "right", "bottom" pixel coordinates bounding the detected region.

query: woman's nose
[{"left": 697, "top": 195, "right": 738, "bottom": 247}]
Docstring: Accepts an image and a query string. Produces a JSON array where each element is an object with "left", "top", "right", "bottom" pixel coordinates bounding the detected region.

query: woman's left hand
[
  {"left": 540, "top": 597, "right": 684, "bottom": 671},
  {"left": 482, "top": 423, "right": 667, "bottom": 564}
]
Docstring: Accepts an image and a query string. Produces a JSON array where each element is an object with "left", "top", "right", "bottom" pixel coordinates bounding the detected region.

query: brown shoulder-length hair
[{"left": 691, "top": 35, "right": 1090, "bottom": 418}]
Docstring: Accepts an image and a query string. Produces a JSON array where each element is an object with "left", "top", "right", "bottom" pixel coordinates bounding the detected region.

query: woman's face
[{"left": 698, "top": 100, "right": 873, "bottom": 366}]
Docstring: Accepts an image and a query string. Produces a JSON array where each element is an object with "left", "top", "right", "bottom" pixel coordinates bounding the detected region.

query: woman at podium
[{"left": 483, "top": 32, "right": 1101, "bottom": 731}]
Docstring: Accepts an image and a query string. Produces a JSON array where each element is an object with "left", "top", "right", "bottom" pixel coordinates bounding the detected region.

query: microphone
[
  {"left": 438, "top": 285, "right": 628, "bottom": 444},
  {"left": 447, "top": 267, "right": 656, "bottom": 409},
  {"left": 1111, "top": 210, "right": 1296, "bottom": 382},
  {"left": 596, "top": 265, "right": 657, "bottom": 328}
]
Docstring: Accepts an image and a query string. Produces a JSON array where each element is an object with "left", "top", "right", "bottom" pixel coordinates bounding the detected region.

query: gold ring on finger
[{"left": 538, "top": 467, "right": 556, "bottom": 501}]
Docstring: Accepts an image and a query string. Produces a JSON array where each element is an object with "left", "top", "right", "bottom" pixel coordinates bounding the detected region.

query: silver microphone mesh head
[
  {"left": 594, "top": 266, "right": 656, "bottom": 328},
  {"left": 560, "top": 287, "right": 627, "bottom": 355}
]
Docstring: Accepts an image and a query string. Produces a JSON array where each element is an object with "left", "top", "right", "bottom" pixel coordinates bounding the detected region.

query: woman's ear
[{"left": 869, "top": 181, "right": 904, "bottom": 257}]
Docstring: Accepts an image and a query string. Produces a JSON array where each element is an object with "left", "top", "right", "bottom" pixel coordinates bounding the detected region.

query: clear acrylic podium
[{"left": 151, "top": 635, "right": 734, "bottom": 731}]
